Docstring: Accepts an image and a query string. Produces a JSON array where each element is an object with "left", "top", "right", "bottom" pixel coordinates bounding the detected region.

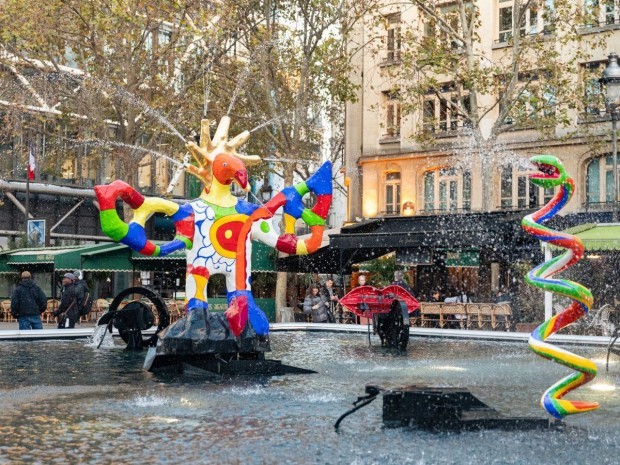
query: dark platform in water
[
  {"left": 380, "top": 385, "right": 559, "bottom": 431},
  {"left": 144, "top": 349, "right": 316, "bottom": 376}
]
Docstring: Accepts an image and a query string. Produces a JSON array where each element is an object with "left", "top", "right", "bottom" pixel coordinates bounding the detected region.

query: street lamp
[
  {"left": 259, "top": 182, "right": 273, "bottom": 202},
  {"left": 599, "top": 52, "right": 620, "bottom": 222}
]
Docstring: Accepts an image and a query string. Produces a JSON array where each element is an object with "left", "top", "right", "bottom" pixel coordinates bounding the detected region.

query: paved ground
[{"left": 0, "top": 320, "right": 97, "bottom": 330}]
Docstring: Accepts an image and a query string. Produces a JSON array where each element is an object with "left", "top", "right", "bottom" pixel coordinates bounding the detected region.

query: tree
[
  {"left": 0, "top": 0, "right": 241, "bottom": 188},
  {"left": 372, "top": 0, "right": 609, "bottom": 211},
  {"left": 0, "top": 0, "right": 378, "bottom": 320},
  {"left": 206, "top": 0, "right": 377, "bottom": 317}
]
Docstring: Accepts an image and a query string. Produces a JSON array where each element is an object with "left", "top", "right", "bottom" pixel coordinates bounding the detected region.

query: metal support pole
[
  {"left": 25, "top": 149, "right": 30, "bottom": 243},
  {"left": 613, "top": 112, "right": 618, "bottom": 222},
  {"left": 544, "top": 243, "right": 553, "bottom": 321}
]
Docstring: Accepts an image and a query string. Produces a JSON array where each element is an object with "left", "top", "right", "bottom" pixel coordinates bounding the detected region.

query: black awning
[
  {"left": 276, "top": 245, "right": 392, "bottom": 274},
  {"left": 275, "top": 209, "right": 586, "bottom": 274}
]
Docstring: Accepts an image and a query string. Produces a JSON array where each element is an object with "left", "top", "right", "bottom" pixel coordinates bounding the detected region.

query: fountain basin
[{"left": 0, "top": 331, "right": 619, "bottom": 464}]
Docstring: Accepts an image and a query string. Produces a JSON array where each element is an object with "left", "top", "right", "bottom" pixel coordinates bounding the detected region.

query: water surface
[{"left": 0, "top": 333, "right": 619, "bottom": 464}]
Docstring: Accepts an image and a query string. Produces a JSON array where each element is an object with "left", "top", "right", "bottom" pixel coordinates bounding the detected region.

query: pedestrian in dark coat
[
  {"left": 11, "top": 271, "right": 47, "bottom": 330},
  {"left": 56, "top": 273, "right": 79, "bottom": 329},
  {"left": 73, "top": 270, "right": 91, "bottom": 317},
  {"left": 303, "top": 285, "right": 329, "bottom": 323},
  {"left": 320, "top": 278, "right": 340, "bottom": 323}
]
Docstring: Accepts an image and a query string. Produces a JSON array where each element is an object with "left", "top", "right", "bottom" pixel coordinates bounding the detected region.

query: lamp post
[
  {"left": 600, "top": 52, "right": 620, "bottom": 222},
  {"left": 259, "top": 181, "right": 273, "bottom": 202}
]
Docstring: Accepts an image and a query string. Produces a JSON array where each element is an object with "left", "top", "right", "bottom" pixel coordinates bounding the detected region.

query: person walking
[
  {"left": 55, "top": 273, "right": 79, "bottom": 329},
  {"left": 10, "top": 271, "right": 47, "bottom": 330},
  {"left": 303, "top": 285, "right": 329, "bottom": 323},
  {"left": 320, "top": 278, "right": 340, "bottom": 323}
]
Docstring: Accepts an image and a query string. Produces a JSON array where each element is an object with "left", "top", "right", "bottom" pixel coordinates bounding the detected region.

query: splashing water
[
  {"left": 226, "top": 40, "right": 275, "bottom": 115},
  {"left": 249, "top": 114, "right": 290, "bottom": 133},
  {"left": 75, "top": 139, "right": 183, "bottom": 167},
  {"left": 85, "top": 325, "right": 115, "bottom": 348},
  {"left": 85, "top": 77, "right": 187, "bottom": 143}
]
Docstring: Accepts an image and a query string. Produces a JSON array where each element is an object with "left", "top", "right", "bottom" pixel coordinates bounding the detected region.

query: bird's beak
[{"left": 235, "top": 170, "right": 249, "bottom": 191}]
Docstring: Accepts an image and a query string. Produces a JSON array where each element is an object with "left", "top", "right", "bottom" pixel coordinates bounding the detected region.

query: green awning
[
  {"left": 444, "top": 249, "right": 480, "bottom": 267},
  {"left": 130, "top": 240, "right": 275, "bottom": 272},
  {"left": 554, "top": 223, "right": 620, "bottom": 251},
  {"left": 0, "top": 244, "right": 119, "bottom": 272},
  {"left": 0, "top": 239, "right": 277, "bottom": 274}
]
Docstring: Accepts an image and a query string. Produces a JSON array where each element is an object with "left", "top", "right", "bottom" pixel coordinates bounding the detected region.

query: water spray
[{"left": 166, "top": 152, "right": 191, "bottom": 194}]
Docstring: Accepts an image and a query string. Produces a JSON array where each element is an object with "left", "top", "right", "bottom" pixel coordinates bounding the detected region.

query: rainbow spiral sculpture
[{"left": 521, "top": 155, "right": 599, "bottom": 419}]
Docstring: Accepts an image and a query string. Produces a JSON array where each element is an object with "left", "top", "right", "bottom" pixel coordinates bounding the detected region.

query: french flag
[{"left": 28, "top": 146, "right": 35, "bottom": 181}]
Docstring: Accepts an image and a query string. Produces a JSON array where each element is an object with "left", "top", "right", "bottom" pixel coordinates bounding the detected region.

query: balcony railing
[
  {"left": 578, "top": 16, "right": 620, "bottom": 33},
  {"left": 417, "top": 207, "right": 472, "bottom": 216},
  {"left": 583, "top": 201, "right": 617, "bottom": 212}
]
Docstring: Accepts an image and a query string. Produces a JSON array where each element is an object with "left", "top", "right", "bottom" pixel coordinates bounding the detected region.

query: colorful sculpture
[
  {"left": 521, "top": 155, "right": 598, "bottom": 419},
  {"left": 95, "top": 116, "right": 332, "bottom": 357}
]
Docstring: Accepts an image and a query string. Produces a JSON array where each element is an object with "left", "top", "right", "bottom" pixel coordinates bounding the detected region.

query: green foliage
[
  {"left": 359, "top": 253, "right": 409, "bottom": 288},
  {"left": 375, "top": 0, "right": 608, "bottom": 146}
]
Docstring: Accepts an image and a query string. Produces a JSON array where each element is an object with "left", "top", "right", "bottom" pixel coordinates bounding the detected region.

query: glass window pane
[
  {"left": 424, "top": 172, "right": 435, "bottom": 210},
  {"left": 449, "top": 180, "right": 458, "bottom": 211},
  {"left": 463, "top": 171, "right": 471, "bottom": 210},
  {"left": 518, "top": 176, "right": 527, "bottom": 198},
  {"left": 544, "top": 187, "right": 554, "bottom": 203},
  {"left": 606, "top": 169, "right": 614, "bottom": 202},
  {"left": 499, "top": 7, "right": 513, "bottom": 41},
  {"left": 587, "top": 157, "right": 600, "bottom": 204},
  {"left": 439, "top": 100, "right": 448, "bottom": 131},
  {"left": 439, "top": 180, "right": 447, "bottom": 211},
  {"left": 501, "top": 165, "right": 512, "bottom": 204}
]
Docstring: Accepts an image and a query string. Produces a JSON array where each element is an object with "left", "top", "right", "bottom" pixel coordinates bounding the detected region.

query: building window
[
  {"left": 583, "top": 61, "right": 606, "bottom": 117},
  {"left": 383, "top": 91, "right": 401, "bottom": 137},
  {"left": 421, "top": 7, "right": 463, "bottom": 50},
  {"left": 500, "top": 164, "right": 556, "bottom": 209},
  {"left": 586, "top": 155, "right": 619, "bottom": 206},
  {"left": 423, "top": 171, "right": 435, "bottom": 211},
  {"left": 385, "top": 171, "right": 401, "bottom": 214},
  {"left": 385, "top": 13, "right": 401, "bottom": 62},
  {"left": 422, "top": 87, "right": 470, "bottom": 133},
  {"left": 422, "top": 167, "right": 471, "bottom": 213},
  {"left": 584, "top": 0, "right": 620, "bottom": 27},
  {"left": 501, "top": 74, "right": 556, "bottom": 125},
  {"left": 498, "top": 0, "right": 553, "bottom": 42}
]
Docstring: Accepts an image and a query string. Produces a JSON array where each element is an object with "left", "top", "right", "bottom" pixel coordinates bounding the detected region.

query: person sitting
[
  {"left": 444, "top": 289, "right": 468, "bottom": 328},
  {"left": 430, "top": 289, "right": 442, "bottom": 302},
  {"left": 392, "top": 270, "right": 414, "bottom": 296},
  {"left": 494, "top": 288, "right": 512, "bottom": 304},
  {"left": 303, "top": 285, "right": 329, "bottom": 323}
]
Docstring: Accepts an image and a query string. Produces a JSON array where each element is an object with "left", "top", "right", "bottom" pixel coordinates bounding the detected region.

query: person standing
[
  {"left": 55, "top": 273, "right": 79, "bottom": 329},
  {"left": 320, "top": 278, "right": 340, "bottom": 323},
  {"left": 73, "top": 270, "right": 91, "bottom": 321},
  {"left": 303, "top": 285, "right": 329, "bottom": 323},
  {"left": 10, "top": 271, "right": 47, "bottom": 330}
]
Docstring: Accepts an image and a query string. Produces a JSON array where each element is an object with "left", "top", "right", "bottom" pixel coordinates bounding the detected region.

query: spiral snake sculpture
[{"left": 521, "top": 154, "right": 599, "bottom": 419}]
